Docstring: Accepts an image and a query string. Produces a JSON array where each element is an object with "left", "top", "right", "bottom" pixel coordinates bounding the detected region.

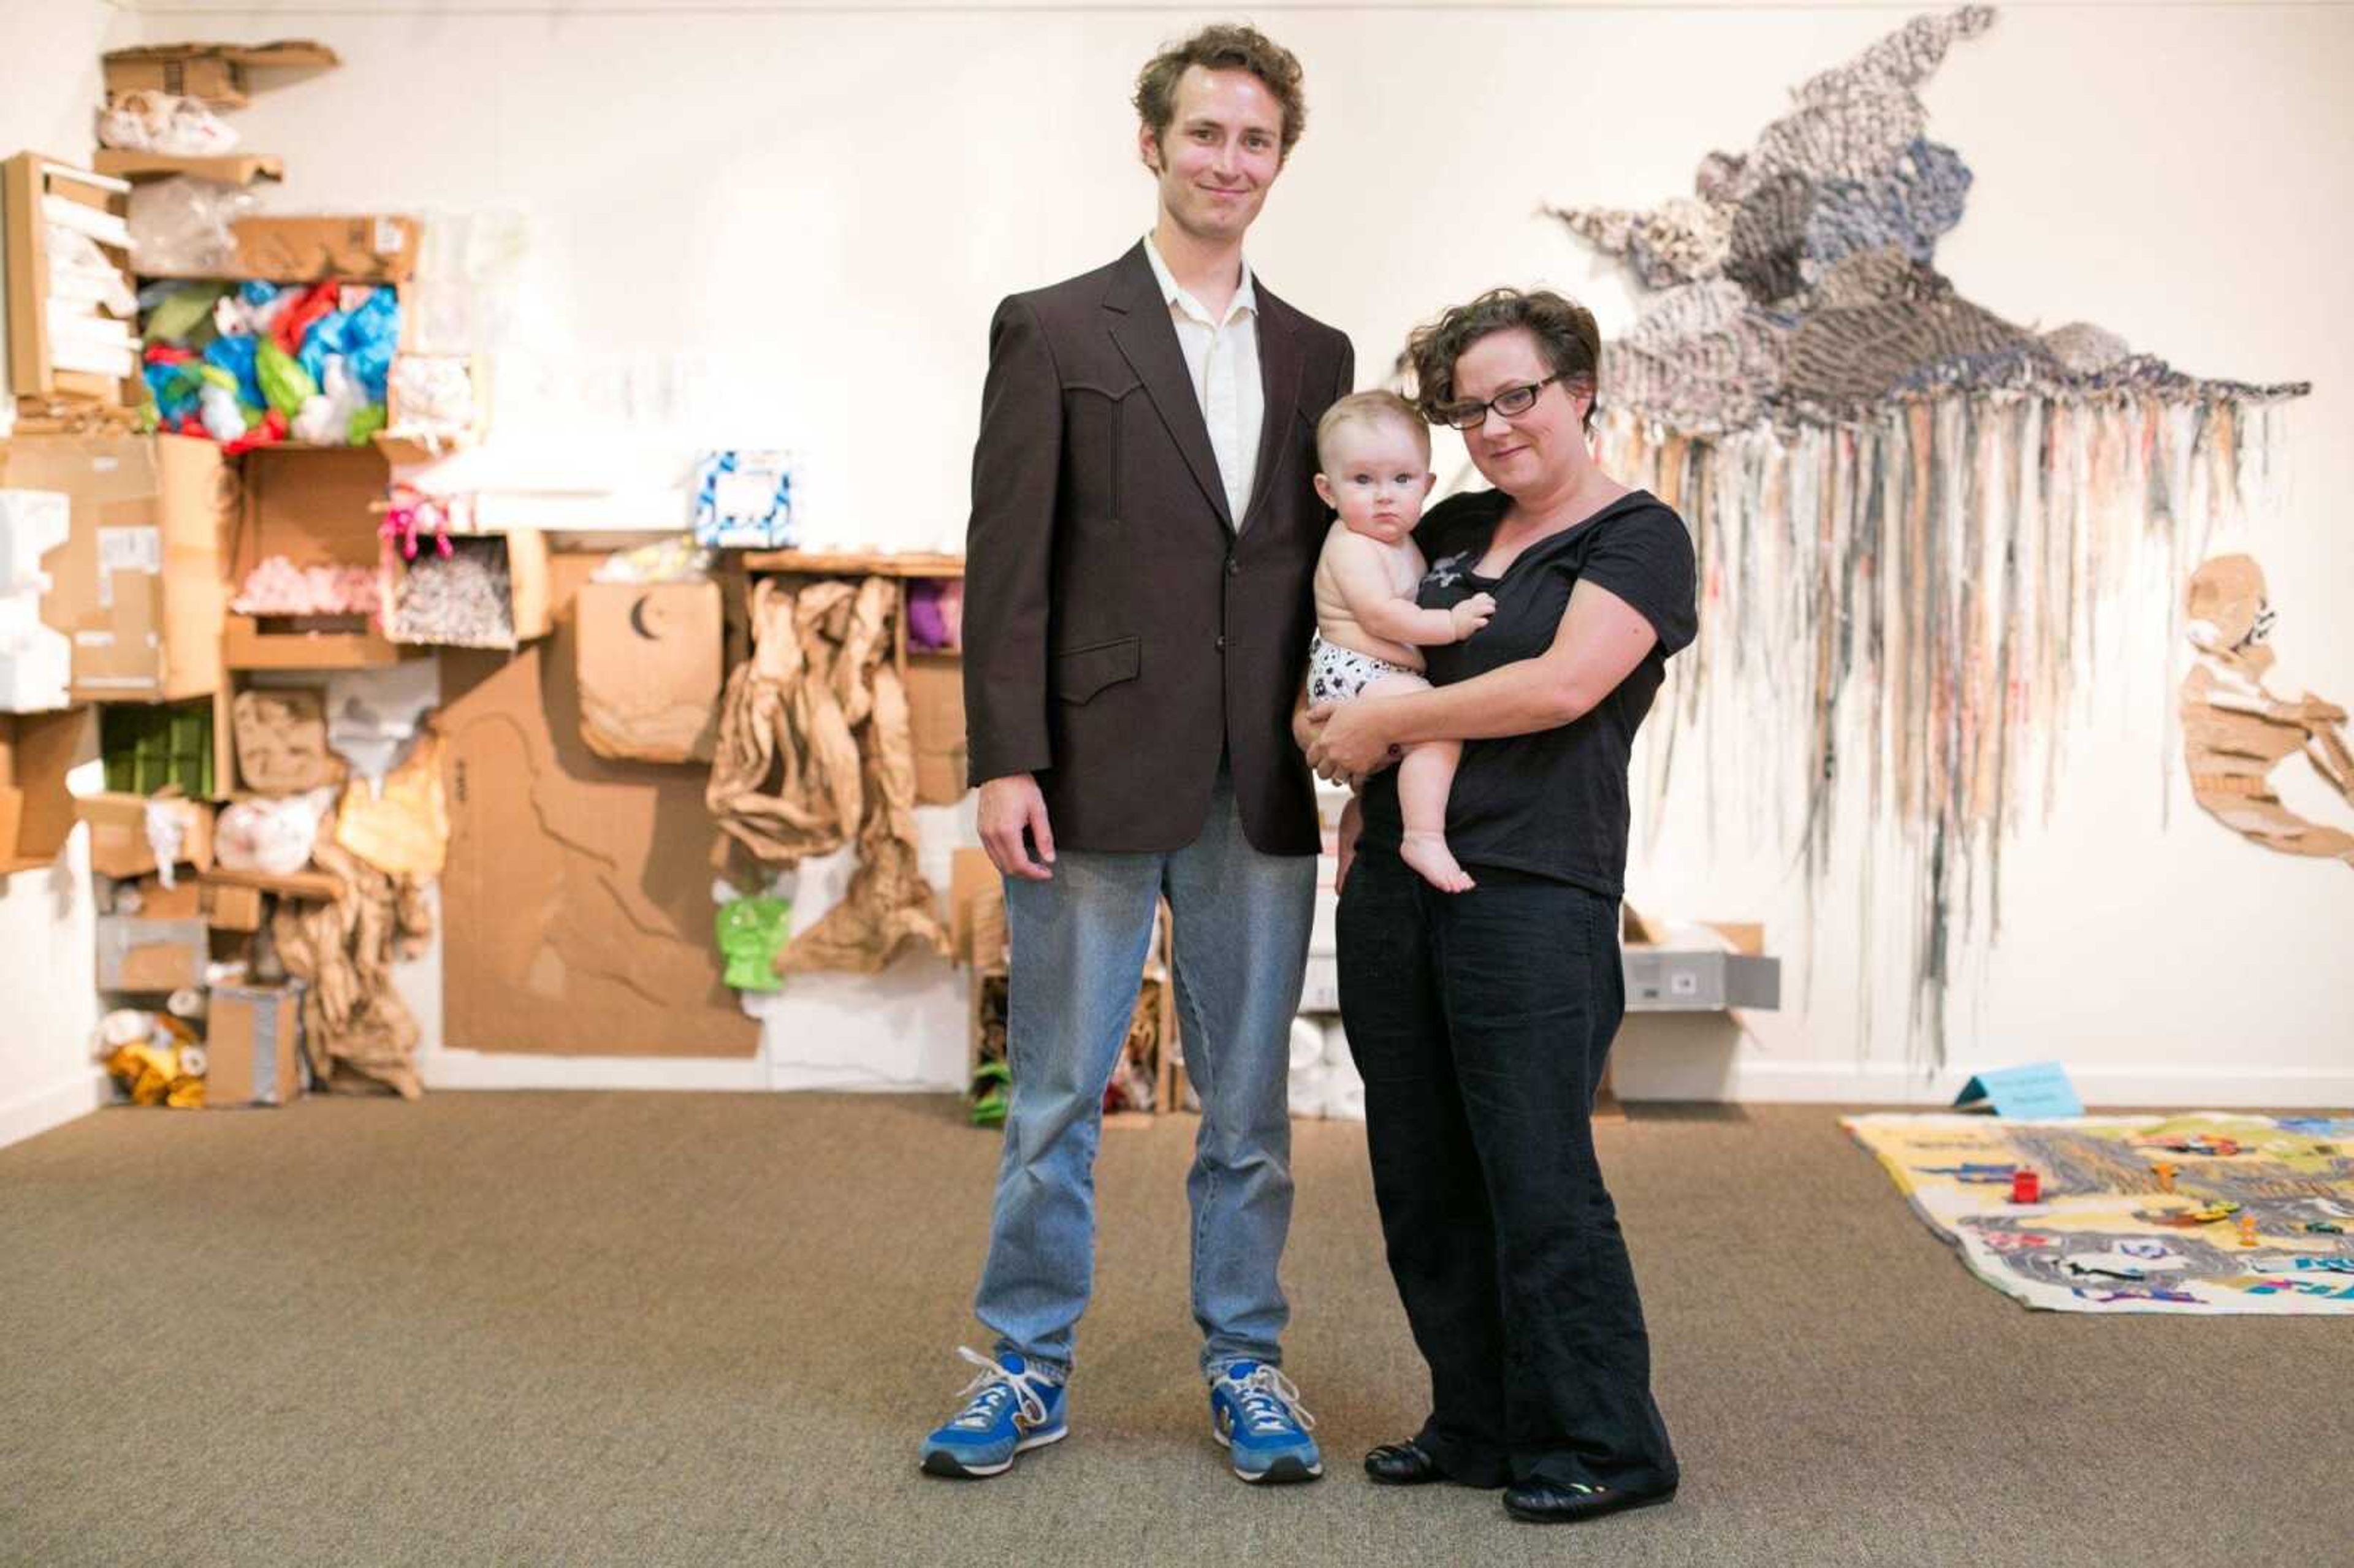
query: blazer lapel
[
  {"left": 1104, "top": 245, "right": 1235, "bottom": 532},
  {"left": 1240, "top": 295, "right": 1301, "bottom": 533}
]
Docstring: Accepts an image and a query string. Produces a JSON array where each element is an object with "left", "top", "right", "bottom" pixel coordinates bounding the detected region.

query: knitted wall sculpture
[{"left": 1552, "top": 7, "right": 2310, "bottom": 1068}]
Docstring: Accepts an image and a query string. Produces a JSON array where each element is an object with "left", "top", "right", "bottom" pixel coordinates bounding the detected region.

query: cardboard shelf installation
[
  {"left": 223, "top": 613, "right": 405, "bottom": 671},
  {"left": 102, "top": 40, "right": 341, "bottom": 110},
  {"left": 90, "top": 151, "right": 284, "bottom": 186},
  {"left": 371, "top": 435, "right": 462, "bottom": 466},
  {"left": 201, "top": 864, "right": 340, "bottom": 901},
  {"left": 741, "top": 550, "right": 964, "bottom": 577},
  {"left": 3, "top": 153, "right": 136, "bottom": 410}
]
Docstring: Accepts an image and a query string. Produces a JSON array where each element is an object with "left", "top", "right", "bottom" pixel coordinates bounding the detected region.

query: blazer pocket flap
[{"left": 1054, "top": 636, "right": 1141, "bottom": 705}]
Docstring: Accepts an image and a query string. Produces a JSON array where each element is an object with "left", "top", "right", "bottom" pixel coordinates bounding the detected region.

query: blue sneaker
[
  {"left": 918, "top": 1347, "right": 1068, "bottom": 1479},
  {"left": 1209, "top": 1361, "right": 1323, "bottom": 1483}
]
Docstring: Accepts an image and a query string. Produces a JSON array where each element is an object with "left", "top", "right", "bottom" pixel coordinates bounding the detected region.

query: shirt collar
[{"left": 1143, "top": 232, "right": 1255, "bottom": 327}]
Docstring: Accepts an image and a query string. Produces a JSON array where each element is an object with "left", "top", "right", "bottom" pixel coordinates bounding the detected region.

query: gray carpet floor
[{"left": 2, "top": 1094, "right": 2347, "bottom": 1567}]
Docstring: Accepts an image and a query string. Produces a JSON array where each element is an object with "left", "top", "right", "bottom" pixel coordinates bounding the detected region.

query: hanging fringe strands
[{"left": 1547, "top": 6, "right": 2310, "bottom": 1070}]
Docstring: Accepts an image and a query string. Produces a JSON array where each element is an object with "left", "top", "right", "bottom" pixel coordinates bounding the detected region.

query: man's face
[{"left": 1140, "top": 65, "right": 1285, "bottom": 246}]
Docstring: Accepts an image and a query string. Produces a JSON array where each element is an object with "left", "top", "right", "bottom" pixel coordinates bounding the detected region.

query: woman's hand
[
  {"left": 1306, "top": 699, "right": 1400, "bottom": 787},
  {"left": 1335, "top": 795, "right": 1363, "bottom": 894}
]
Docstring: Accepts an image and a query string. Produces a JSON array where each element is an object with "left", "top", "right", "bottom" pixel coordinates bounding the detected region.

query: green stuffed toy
[{"left": 715, "top": 895, "right": 792, "bottom": 992}]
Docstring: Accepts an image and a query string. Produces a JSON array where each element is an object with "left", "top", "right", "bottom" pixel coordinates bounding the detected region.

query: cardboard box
[
  {"left": 436, "top": 590, "right": 759, "bottom": 1057},
  {"left": 2, "top": 155, "right": 135, "bottom": 409},
  {"left": 77, "top": 791, "right": 213, "bottom": 880},
  {"left": 947, "top": 846, "right": 1003, "bottom": 969},
  {"left": 224, "top": 612, "right": 403, "bottom": 671},
  {"left": 203, "top": 982, "right": 304, "bottom": 1106},
  {"left": 125, "top": 872, "right": 203, "bottom": 920},
  {"left": 903, "top": 651, "right": 967, "bottom": 807},
  {"left": 384, "top": 531, "right": 550, "bottom": 651},
  {"left": 201, "top": 877, "right": 263, "bottom": 932},
  {"left": 231, "top": 216, "right": 419, "bottom": 284},
  {"left": 576, "top": 580, "right": 722, "bottom": 764},
  {"left": 0, "top": 706, "right": 93, "bottom": 873},
  {"left": 237, "top": 444, "right": 387, "bottom": 571},
  {"left": 96, "top": 915, "right": 205, "bottom": 991},
  {"left": 1622, "top": 949, "right": 1783, "bottom": 1011},
  {"left": 102, "top": 40, "right": 339, "bottom": 109},
  {"left": 377, "top": 352, "right": 490, "bottom": 464},
  {"left": 1, "top": 433, "right": 230, "bottom": 702}
]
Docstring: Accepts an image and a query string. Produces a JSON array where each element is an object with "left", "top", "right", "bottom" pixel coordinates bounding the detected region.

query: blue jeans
[{"left": 973, "top": 769, "right": 1315, "bottom": 1378}]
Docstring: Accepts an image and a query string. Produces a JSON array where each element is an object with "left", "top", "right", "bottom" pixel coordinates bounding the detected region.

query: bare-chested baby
[{"left": 1308, "top": 390, "right": 1495, "bottom": 892}]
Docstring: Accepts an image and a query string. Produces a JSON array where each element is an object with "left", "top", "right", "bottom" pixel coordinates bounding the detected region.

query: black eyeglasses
[{"left": 1436, "top": 372, "right": 1564, "bottom": 430}]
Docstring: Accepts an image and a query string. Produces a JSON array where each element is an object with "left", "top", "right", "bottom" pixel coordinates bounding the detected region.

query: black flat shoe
[
  {"left": 1503, "top": 1479, "right": 1677, "bottom": 1524},
  {"left": 1363, "top": 1440, "right": 1445, "bottom": 1486}
]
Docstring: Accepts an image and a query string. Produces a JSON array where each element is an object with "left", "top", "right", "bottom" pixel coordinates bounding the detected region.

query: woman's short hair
[
  {"left": 1406, "top": 288, "right": 1603, "bottom": 433},
  {"left": 1315, "top": 390, "right": 1430, "bottom": 471},
  {"left": 1133, "top": 24, "right": 1307, "bottom": 161}
]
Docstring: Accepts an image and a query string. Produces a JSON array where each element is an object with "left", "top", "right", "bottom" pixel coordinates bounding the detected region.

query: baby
[{"left": 1308, "top": 390, "right": 1494, "bottom": 892}]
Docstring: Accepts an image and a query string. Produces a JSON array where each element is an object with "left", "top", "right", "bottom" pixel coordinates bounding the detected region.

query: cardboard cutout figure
[{"left": 2179, "top": 554, "right": 2354, "bottom": 864}]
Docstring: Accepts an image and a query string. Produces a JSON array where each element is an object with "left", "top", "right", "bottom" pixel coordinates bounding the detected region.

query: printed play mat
[{"left": 1842, "top": 1113, "right": 2354, "bottom": 1314}]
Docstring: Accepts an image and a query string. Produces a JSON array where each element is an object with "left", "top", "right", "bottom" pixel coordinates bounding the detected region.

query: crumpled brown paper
[
  {"left": 270, "top": 830, "right": 431, "bottom": 1099},
  {"left": 709, "top": 574, "right": 948, "bottom": 974},
  {"left": 233, "top": 688, "right": 345, "bottom": 796},
  {"left": 706, "top": 577, "right": 866, "bottom": 862},
  {"left": 782, "top": 657, "right": 950, "bottom": 974},
  {"left": 333, "top": 733, "right": 451, "bottom": 879}
]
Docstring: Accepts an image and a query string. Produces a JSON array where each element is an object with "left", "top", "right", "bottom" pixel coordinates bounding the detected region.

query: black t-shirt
[{"left": 1357, "top": 487, "right": 1697, "bottom": 897}]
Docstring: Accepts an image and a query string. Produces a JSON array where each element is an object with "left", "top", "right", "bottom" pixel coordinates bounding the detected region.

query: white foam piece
[{"left": 1287, "top": 1016, "right": 1325, "bottom": 1071}]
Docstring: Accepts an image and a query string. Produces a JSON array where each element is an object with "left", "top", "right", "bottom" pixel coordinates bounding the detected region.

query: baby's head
[{"left": 1314, "top": 390, "right": 1434, "bottom": 545}]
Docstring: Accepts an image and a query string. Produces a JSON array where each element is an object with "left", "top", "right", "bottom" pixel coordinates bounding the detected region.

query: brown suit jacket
[{"left": 962, "top": 242, "right": 1354, "bottom": 854}]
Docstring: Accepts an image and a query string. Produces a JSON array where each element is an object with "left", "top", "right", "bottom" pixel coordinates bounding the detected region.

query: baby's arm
[{"left": 1327, "top": 533, "right": 1491, "bottom": 647}]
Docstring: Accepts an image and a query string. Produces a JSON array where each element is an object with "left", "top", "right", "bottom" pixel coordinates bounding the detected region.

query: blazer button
[
  {"left": 1215, "top": 634, "right": 1227, "bottom": 651},
  {"left": 1225, "top": 557, "right": 1239, "bottom": 576}
]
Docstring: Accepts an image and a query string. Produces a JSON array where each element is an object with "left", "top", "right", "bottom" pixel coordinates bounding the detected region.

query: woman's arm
[{"left": 1306, "top": 579, "right": 1659, "bottom": 779}]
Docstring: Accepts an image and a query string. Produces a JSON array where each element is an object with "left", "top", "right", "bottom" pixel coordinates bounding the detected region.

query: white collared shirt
[{"left": 1143, "top": 232, "right": 1263, "bottom": 529}]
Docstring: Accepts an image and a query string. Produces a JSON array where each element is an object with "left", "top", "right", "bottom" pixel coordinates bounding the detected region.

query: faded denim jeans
[{"left": 973, "top": 768, "right": 1315, "bottom": 1378}]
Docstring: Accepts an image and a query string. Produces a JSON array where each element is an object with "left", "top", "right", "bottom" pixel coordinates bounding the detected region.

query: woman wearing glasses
[{"left": 1301, "top": 287, "right": 1694, "bottom": 1525}]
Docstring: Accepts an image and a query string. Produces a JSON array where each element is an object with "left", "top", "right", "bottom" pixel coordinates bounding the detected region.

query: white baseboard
[
  {"left": 0, "top": 1066, "right": 111, "bottom": 1152},
  {"left": 1613, "top": 1053, "right": 2354, "bottom": 1111},
  {"left": 415, "top": 1045, "right": 2352, "bottom": 1113},
  {"left": 422, "top": 1049, "right": 772, "bottom": 1092}
]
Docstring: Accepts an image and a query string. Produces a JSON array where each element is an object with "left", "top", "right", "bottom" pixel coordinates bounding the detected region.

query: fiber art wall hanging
[{"left": 1553, "top": 7, "right": 2312, "bottom": 1068}]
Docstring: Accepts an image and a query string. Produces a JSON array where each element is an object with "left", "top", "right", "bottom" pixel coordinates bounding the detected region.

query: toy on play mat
[{"left": 1843, "top": 1112, "right": 2354, "bottom": 1315}]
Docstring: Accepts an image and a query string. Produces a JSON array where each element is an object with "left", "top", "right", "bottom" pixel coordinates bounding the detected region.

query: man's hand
[
  {"left": 1449, "top": 592, "right": 1497, "bottom": 642},
  {"left": 1306, "top": 699, "right": 1399, "bottom": 788},
  {"left": 1335, "top": 796, "right": 1363, "bottom": 894},
  {"left": 978, "top": 773, "right": 1056, "bottom": 880}
]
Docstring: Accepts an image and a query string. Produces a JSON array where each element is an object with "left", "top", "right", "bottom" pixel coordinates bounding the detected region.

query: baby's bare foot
[{"left": 1400, "top": 831, "right": 1476, "bottom": 893}]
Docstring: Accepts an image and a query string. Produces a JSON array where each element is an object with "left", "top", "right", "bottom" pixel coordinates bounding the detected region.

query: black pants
[{"left": 1336, "top": 847, "right": 1678, "bottom": 1493}]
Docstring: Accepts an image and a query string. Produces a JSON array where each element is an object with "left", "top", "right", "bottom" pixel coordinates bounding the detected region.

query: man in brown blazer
[{"left": 921, "top": 24, "right": 1353, "bottom": 1485}]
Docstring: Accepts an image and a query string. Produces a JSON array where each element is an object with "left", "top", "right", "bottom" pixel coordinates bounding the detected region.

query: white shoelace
[
  {"left": 1217, "top": 1363, "right": 1317, "bottom": 1437},
  {"left": 947, "top": 1346, "right": 1053, "bottom": 1431}
]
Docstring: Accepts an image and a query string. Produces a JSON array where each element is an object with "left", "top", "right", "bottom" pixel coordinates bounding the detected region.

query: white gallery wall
[
  {"left": 13, "top": 0, "right": 2347, "bottom": 1109},
  {"left": 0, "top": 2, "right": 120, "bottom": 1148}
]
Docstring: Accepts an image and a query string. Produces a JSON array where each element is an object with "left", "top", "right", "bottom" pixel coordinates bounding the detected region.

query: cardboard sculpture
[
  {"left": 709, "top": 574, "right": 948, "bottom": 975},
  {"left": 2179, "top": 554, "right": 2353, "bottom": 864},
  {"left": 270, "top": 831, "right": 429, "bottom": 1098},
  {"left": 706, "top": 577, "right": 863, "bottom": 862}
]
